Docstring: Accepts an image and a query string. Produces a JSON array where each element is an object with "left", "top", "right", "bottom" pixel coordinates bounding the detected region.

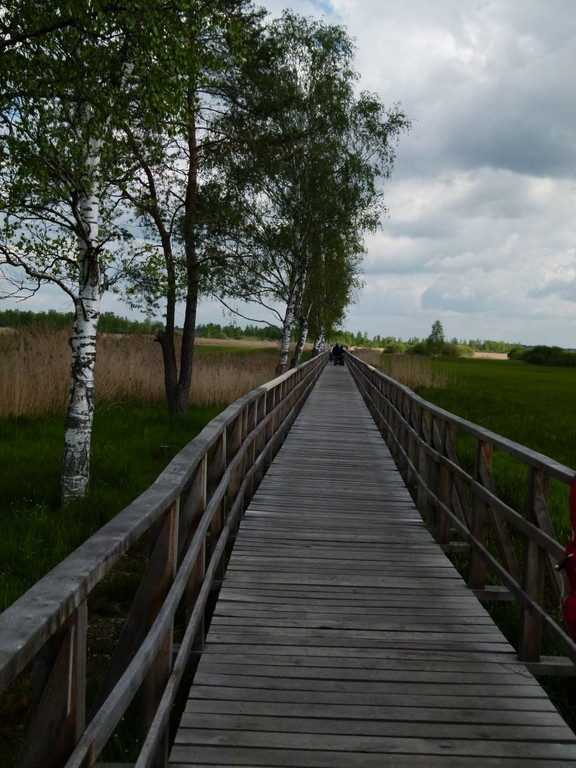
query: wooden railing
[
  {"left": 346, "top": 351, "right": 576, "bottom": 675},
  {"left": 0, "top": 352, "right": 327, "bottom": 768}
]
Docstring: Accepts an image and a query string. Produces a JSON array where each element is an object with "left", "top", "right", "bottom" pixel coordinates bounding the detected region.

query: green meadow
[
  {"left": 415, "top": 357, "right": 576, "bottom": 468},
  {"left": 425, "top": 357, "right": 576, "bottom": 535},
  {"left": 376, "top": 354, "right": 576, "bottom": 538}
]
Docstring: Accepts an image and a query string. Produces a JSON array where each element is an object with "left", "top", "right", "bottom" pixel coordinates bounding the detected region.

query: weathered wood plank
[
  {"left": 176, "top": 712, "right": 576, "bottom": 742},
  {"left": 171, "top": 729, "right": 576, "bottom": 758},
  {"left": 169, "top": 364, "right": 576, "bottom": 767},
  {"left": 189, "top": 671, "right": 549, "bottom": 700},
  {"left": 185, "top": 683, "right": 560, "bottom": 712},
  {"left": 181, "top": 696, "right": 565, "bottom": 726},
  {"left": 170, "top": 752, "right": 573, "bottom": 768},
  {"left": 191, "top": 659, "right": 538, "bottom": 686}
]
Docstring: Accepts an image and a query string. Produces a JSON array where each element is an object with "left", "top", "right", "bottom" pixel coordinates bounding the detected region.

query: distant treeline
[
  {"left": 0, "top": 309, "right": 164, "bottom": 334},
  {"left": 0, "top": 310, "right": 286, "bottom": 340},
  {"left": 2, "top": 311, "right": 569, "bottom": 362},
  {"left": 195, "top": 322, "right": 283, "bottom": 341},
  {"left": 334, "top": 330, "right": 520, "bottom": 354}
]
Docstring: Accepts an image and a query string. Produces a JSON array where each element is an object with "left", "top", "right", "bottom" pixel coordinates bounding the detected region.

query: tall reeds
[
  {"left": 353, "top": 348, "right": 450, "bottom": 391},
  {"left": 0, "top": 327, "right": 278, "bottom": 417}
]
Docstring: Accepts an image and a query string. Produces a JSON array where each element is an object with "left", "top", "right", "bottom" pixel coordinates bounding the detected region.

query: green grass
[
  {"left": 415, "top": 358, "right": 576, "bottom": 466},
  {"left": 406, "top": 357, "right": 576, "bottom": 539},
  {"left": 0, "top": 401, "right": 222, "bottom": 611},
  {"left": 0, "top": 399, "right": 225, "bottom": 765}
]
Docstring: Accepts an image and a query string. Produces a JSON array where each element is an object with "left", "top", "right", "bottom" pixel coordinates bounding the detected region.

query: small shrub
[
  {"left": 406, "top": 340, "right": 468, "bottom": 358},
  {"left": 406, "top": 341, "right": 428, "bottom": 356}
]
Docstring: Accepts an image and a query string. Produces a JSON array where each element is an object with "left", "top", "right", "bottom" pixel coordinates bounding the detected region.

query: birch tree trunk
[
  {"left": 60, "top": 139, "right": 102, "bottom": 505},
  {"left": 312, "top": 328, "right": 325, "bottom": 356},
  {"left": 291, "top": 312, "right": 309, "bottom": 368},
  {"left": 275, "top": 294, "right": 296, "bottom": 376}
]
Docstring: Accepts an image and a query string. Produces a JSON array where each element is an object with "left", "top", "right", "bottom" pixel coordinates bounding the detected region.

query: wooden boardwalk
[{"left": 169, "top": 364, "right": 576, "bottom": 767}]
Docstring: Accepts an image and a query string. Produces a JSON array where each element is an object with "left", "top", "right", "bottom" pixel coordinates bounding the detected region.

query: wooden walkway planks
[{"left": 169, "top": 363, "right": 576, "bottom": 767}]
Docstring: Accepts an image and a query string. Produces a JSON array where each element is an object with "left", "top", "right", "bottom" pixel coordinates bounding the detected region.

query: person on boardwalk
[{"left": 332, "top": 343, "right": 344, "bottom": 365}]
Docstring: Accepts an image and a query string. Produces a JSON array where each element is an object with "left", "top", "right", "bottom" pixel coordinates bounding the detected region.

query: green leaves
[{"left": 209, "top": 10, "right": 409, "bottom": 348}]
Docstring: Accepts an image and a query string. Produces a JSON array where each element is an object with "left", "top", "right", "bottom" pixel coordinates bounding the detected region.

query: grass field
[
  {"left": 372, "top": 353, "right": 576, "bottom": 537},
  {"left": 0, "top": 331, "right": 289, "bottom": 610},
  {"left": 415, "top": 357, "right": 576, "bottom": 468},
  {"left": 0, "top": 327, "right": 283, "bottom": 416}
]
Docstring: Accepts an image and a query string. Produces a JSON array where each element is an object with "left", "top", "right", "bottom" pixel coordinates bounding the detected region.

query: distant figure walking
[{"left": 332, "top": 343, "right": 344, "bottom": 366}]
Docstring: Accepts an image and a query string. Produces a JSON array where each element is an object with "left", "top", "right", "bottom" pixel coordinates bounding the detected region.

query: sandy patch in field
[
  {"left": 472, "top": 352, "right": 509, "bottom": 360},
  {"left": 195, "top": 336, "right": 278, "bottom": 347},
  {"left": 195, "top": 337, "right": 313, "bottom": 350}
]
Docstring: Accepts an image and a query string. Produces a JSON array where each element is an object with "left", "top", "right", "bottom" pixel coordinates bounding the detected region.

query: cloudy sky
[
  {"left": 257, "top": 0, "right": 576, "bottom": 347},
  {"left": 3, "top": 1, "right": 575, "bottom": 347}
]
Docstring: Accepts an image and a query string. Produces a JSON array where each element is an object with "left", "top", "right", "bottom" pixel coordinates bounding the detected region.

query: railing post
[
  {"left": 142, "top": 500, "right": 179, "bottom": 768},
  {"left": 435, "top": 420, "right": 454, "bottom": 547},
  {"left": 278, "top": 379, "right": 290, "bottom": 445},
  {"left": 518, "top": 468, "right": 547, "bottom": 662},
  {"left": 264, "top": 388, "right": 276, "bottom": 472},
  {"left": 468, "top": 440, "right": 490, "bottom": 590},
  {"left": 227, "top": 410, "right": 246, "bottom": 538},
  {"left": 245, "top": 397, "right": 258, "bottom": 504},
  {"left": 207, "top": 433, "right": 226, "bottom": 583},
  {"left": 417, "top": 407, "right": 434, "bottom": 527},
  {"left": 375, "top": 374, "right": 387, "bottom": 439},
  {"left": 253, "top": 393, "right": 267, "bottom": 486},
  {"left": 16, "top": 604, "right": 87, "bottom": 768},
  {"left": 395, "top": 391, "right": 407, "bottom": 474},
  {"left": 273, "top": 380, "right": 289, "bottom": 456},
  {"left": 181, "top": 456, "right": 208, "bottom": 652},
  {"left": 407, "top": 400, "right": 419, "bottom": 488}
]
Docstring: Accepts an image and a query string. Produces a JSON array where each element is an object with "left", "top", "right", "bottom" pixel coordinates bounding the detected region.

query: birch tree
[
  {"left": 209, "top": 12, "right": 410, "bottom": 374},
  {"left": 0, "top": 1, "right": 199, "bottom": 503},
  {"left": 292, "top": 228, "right": 364, "bottom": 365}
]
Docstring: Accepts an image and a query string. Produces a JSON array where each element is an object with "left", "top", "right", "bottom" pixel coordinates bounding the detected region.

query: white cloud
[{"left": 325, "top": 0, "right": 576, "bottom": 345}]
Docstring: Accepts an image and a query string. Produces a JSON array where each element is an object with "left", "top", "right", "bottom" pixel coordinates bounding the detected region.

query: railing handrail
[
  {"left": 348, "top": 355, "right": 574, "bottom": 483},
  {"left": 0, "top": 364, "right": 303, "bottom": 685},
  {"left": 345, "top": 351, "right": 576, "bottom": 673},
  {"left": 0, "top": 352, "right": 327, "bottom": 768}
]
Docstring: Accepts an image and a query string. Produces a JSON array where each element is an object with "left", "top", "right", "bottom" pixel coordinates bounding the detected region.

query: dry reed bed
[
  {"left": 0, "top": 328, "right": 278, "bottom": 417},
  {"left": 353, "top": 347, "right": 450, "bottom": 390}
]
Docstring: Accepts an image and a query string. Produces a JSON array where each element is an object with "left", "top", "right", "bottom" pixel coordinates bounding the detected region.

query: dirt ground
[
  {"left": 195, "top": 337, "right": 313, "bottom": 349},
  {"left": 195, "top": 336, "right": 279, "bottom": 347},
  {"left": 471, "top": 351, "right": 509, "bottom": 360}
]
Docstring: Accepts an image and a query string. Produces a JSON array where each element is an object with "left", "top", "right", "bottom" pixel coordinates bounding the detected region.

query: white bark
[
  {"left": 61, "top": 138, "right": 102, "bottom": 505},
  {"left": 292, "top": 316, "right": 308, "bottom": 367},
  {"left": 312, "top": 328, "right": 325, "bottom": 356},
  {"left": 276, "top": 294, "right": 296, "bottom": 375},
  {"left": 61, "top": 294, "right": 99, "bottom": 504}
]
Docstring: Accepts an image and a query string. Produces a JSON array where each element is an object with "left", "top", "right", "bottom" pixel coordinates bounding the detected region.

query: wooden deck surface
[{"left": 169, "top": 363, "right": 576, "bottom": 767}]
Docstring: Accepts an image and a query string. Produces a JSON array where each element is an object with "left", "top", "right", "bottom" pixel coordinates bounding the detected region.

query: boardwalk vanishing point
[{"left": 168, "top": 363, "right": 576, "bottom": 767}]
